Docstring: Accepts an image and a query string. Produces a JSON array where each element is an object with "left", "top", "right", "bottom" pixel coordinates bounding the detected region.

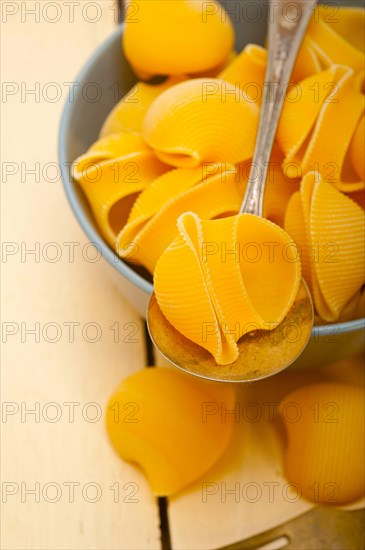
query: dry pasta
[
  {"left": 72, "top": 133, "right": 169, "bottom": 246},
  {"left": 307, "top": 7, "right": 364, "bottom": 71},
  {"left": 123, "top": 0, "right": 233, "bottom": 79},
  {"left": 118, "top": 163, "right": 245, "bottom": 274},
  {"left": 285, "top": 172, "right": 365, "bottom": 322},
  {"left": 154, "top": 212, "right": 301, "bottom": 365},
  {"left": 100, "top": 76, "right": 186, "bottom": 137},
  {"left": 277, "top": 65, "right": 364, "bottom": 191},
  {"left": 142, "top": 78, "right": 259, "bottom": 168},
  {"left": 72, "top": 5, "right": 365, "bottom": 349}
]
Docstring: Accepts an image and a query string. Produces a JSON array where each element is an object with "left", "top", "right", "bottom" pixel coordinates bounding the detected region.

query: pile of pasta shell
[{"left": 73, "top": 2, "right": 365, "bottom": 356}]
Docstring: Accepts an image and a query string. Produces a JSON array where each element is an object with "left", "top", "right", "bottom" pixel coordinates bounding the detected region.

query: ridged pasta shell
[
  {"left": 118, "top": 164, "right": 245, "bottom": 273},
  {"left": 201, "top": 214, "right": 301, "bottom": 324},
  {"left": 143, "top": 78, "right": 258, "bottom": 168},
  {"left": 155, "top": 214, "right": 231, "bottom": 364},
  {"left": 278, "top": 65, "right": 364, "bottom": 191},
  {"left": 350, "top": 115, "right": 365, "bottom": 182},
  {"left": 307, "top": 8, "right": 364, "bottom": 71},
  {"left": 73, "top": 133, "right": 149, "bottom": 176},
  {"left": 72, "top": 133, "right": 169, "bottom": 246},
  {"left": 154, "top": 212, "right": 301, "bottom": 365},
  {"left": 262, "top": 155, "right": 300, "bottom": 228},
  {"left": 337, "top": 288, "right": 365, "bottom": 323},
  {"left": 100, "top": 77, "right": 186, "bottom": 137},
  {"left": 219, "top": 44, "right": 267, "bottom": 102},
  {"left": 285, "top": 172, "right": 365, "bottom": 322},
  {"left": 284, "top": 191, "right": 312, "bottom": 292},
  {"left": 118, "top": 157, "right": 300, "bottom": 272},
  {"left": 281, "top": 382, "right": 365, "bottom": 505},
  {"left": 310, "top": 176, "right": 365, "bottom": 321},
  {"left": 106, "top": 367, "right": 235, "bottom": 496},
  {"left": 118, "top": 166, "right": 206, "bottom": 247},
  {"left": 292, "top": 37, "right": 322, "bottom": 83},
  {"left": 123, "top": 0, "right": 234, "bottom": 78},
  {"left": 219, "top": 40, "right": 320, "bottom": 102},
  {"left": 315, "top": 6, "right": 364, "bottom": 53},
  {"left": 278, "top": 66, "right": 336, "bottom": 175}
]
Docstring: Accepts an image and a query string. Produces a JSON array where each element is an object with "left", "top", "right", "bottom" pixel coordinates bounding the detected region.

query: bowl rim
[
  {"left": 58, "top": 24, "right": 365, "bottom": 336},
  {"left": 58, "top": 25, "right": 151, "bottom": 298}
]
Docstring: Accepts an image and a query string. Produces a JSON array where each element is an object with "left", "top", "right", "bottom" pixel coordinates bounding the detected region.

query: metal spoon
[{"left": 147, "top": 0, "right": 316, "bottom": 382}]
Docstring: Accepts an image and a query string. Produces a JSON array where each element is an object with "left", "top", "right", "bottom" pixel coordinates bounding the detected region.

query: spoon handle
[{"left": 240, "top": 0, "right": 318, "bottom": 216}]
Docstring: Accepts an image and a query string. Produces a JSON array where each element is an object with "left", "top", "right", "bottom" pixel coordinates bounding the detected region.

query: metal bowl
[{"left": 59, "top": 11, "right": 364, "bottom": 369}]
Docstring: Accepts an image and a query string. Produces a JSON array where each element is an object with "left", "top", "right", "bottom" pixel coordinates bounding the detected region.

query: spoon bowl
[{"left": 148, "top": 280, "right": 313, "bottom": 383}]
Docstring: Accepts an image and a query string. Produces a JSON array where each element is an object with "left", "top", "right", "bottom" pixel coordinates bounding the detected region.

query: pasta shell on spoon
[{"left": 154, "top": 212, "right": 301, "bottom": 365}]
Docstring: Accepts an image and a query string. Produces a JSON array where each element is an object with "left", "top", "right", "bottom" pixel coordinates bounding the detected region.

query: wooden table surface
[{"left": 1, "top": 2, "right": 364, "bottom": 549}]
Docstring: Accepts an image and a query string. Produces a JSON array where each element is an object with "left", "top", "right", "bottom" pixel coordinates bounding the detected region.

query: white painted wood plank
[{"left": 1, "top": 3, "right": 161, "bottom": 549}]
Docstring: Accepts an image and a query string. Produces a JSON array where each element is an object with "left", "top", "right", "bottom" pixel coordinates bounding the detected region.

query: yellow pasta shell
[
  {"left": 154, "top": 212, "right": 301, "bottom": 365},
  {"left": 277, "top": 67, "right": 337, "bottom": 174},
  {"left": 300, "top": 67, "right": 364, "bottom": 191},
  {"left": 310, "top": 176, "right": 365, "bottom": 321},
  {"left": 263, "top": 158, "right": 300, "bottom": 228},
  {"left": 72, "top": 133, "right": 169, "bottom": 246},
  {"left": 201, "top": 214, "right": 301, "bottom": 324},
  {"left": 350, "top": 115, "right": 365, "bottom": 182},
  {"left": 123, "top": 0, "right": 234, "bottom": 78},
  {"left": 281, "top": 382, "right": 365, "bottom": 505},
  {"left": 316, "top": 6, "right": 365, "bottom": 53},
  {"left": 155, "top": 214, "right": 230, "bottom": 364},
  {"left": 100, "top": 77, "right": 186, "bottom": 137},
  {"left": 292, "top": 37, "right": 321, "bottom": 83},
  {"left": 284, "top": 191, "right": 312, "bottom": 292},
  {"left": 106, "top": 367, "right": 235, "bottom": 496},
  {"left": 118, "top": 164, "right": 245, "bottom": 273},
  {"left": 278, "top": 65, "right": 364, "bottom": 191},
  {"left": 219, "top": 44, "right": 267, "bottom": 102},
  {"left": 219, "top": 40, "right": 320, "bottom": 103},
  {"left": 118, "top": 158, "right": 300, "bottom": 272},
  {"left": 74, "top": 132, "right": 148, "bottom": 171},
  {"left": 307, "top": 8, "right": 364, "bottom": 72},
  {"left": 143, "top": 78, "right": 258, "bottom": 168},
  {"left": 118, "top": 166, "right": 206, "bottom": 246},
  {"left": 285, "top": 172, "right": 365, "bottom": 322},
  {"left": 337, "top": 288, "right": 365, "bottom": 323}
]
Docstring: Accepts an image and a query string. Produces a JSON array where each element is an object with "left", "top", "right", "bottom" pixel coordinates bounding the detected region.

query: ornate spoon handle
[{"left": 240, "top": 0, "right": 318, "bottom": 216}]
